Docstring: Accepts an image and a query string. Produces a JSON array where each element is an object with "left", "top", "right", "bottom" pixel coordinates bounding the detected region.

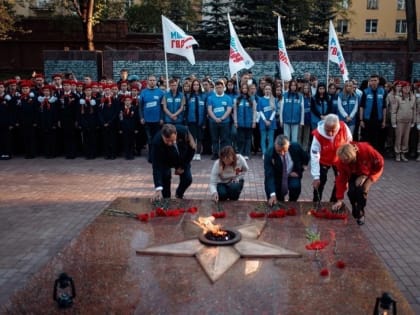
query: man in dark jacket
[
  {"left": 264, "top": 135, "right": 309, "bottom": 205},
  {"left": 150, "top": 124, "right": 196, "bottom": 201}
]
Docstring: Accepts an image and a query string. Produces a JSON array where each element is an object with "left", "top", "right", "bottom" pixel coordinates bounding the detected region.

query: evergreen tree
[
  {"left": 230, "top": 0, "right": 280, "bottom": 49},
  {"left": 301, "top": 0, "right": 339, "bottom": 49},
  {"left": 198, "top": 0, "right": 231, "bottom": 48}
]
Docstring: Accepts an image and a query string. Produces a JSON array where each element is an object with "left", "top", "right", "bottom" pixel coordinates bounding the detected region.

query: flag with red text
[
  {"left": 277, "top": 16, "right": 294, "bottom": 81},
  {"left": 328, "top": 20, "right": 349, "bottom": 82},
  {"left": 228, "top": 13, "right": 254, "bottom": 77},
  {"left": 162, "top": 15, "right": 198, "bottom": 65}
]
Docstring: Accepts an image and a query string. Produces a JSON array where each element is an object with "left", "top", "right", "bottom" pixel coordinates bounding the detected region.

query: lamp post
[
  {"left": 373, "top": 292, "right": 397, "bottom": 315},
  {"left": 53, "top": 273, "right": 76, "bottom": 308}
]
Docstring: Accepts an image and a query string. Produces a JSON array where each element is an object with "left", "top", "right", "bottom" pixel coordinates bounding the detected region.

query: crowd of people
[{"left": 0, "top": 69, "right": 419, "bottom": 225}]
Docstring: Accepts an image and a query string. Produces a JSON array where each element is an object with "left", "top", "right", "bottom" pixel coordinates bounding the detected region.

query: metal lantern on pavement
[
  {"left": 53, "top": 273, "right": 76, "bottom": 308},
  {"left": 373, "top": 292, "right": 397, "bottom": 315}
]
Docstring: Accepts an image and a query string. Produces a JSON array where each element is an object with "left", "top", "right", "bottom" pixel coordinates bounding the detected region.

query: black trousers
[
  {"left": 348, "top": 174, "right": 373, "bottom": 219},
  {"left": 313, "top": 164, "right": 338, "bottom": 202}
]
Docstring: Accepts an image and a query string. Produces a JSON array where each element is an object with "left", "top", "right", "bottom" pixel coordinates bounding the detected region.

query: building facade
[{"left": 336, "top": 0, "right": 420, "bottom": 40}]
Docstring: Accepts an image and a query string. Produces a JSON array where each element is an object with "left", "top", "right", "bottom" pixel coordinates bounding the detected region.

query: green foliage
[
  {"left": 126, "top": 0, "right": 198, "bottom": 34},
  {"left": 0, "top": 0, "right": 27, "bottom": 40}
]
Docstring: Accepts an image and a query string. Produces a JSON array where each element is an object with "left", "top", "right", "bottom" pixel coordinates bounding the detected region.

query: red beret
[
  {"left": 414, "top": 82, "right": 420, "bottom": 87},
  {"left": 6, "top": 79, "right": 17, "bottom": 86},
  {"left": 20, "top": 80, "right": 32, "bottom": 88},
  {"left": 76, "top": 81, "right": 84, "bottom": 87},
  {"left": 83, "top": 84, "right": 92, "bottom": 90},
  {"left": 62, "top": 80, "right": 72, "bottom": 85},
  {"left": 42, "top": 84, "right": 54, "bottom": 90},
  {"left": 400, "top": 81, "right": 410, "bottom": 87},
  {"left": 52, "top": 73, "right": 63, "bottom": 79},
  {"left": 123, "top": 95, "right": 132, "bottom": 101},
  {"left": 34, "top": 73, "right": 44, "bottom": 79}
]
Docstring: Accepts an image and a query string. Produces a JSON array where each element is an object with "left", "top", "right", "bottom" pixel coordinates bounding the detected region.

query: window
[
  {"left": 340, "top": 0, "right": 349, "bottom": 9},
  {"left": 397, "top": 0, "right": 405, "bottom": 10},
  {"left": 395, "top": 20, "right": 407, "bottom": 33},
  {"left": 367, "top": 0, "right": 378, "bottom": 9},
  {"left": 337, "top": 20, "right": 349, "bottom": 34},
  {"left": 35, "top": 0, "right": 51, "bottom": 7},
  {"left": 365, "top": 19, "right": 378, "bottom": 33}
]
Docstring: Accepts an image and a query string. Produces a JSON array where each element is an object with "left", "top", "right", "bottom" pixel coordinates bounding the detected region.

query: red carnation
[
  {"left": 286, "top": 208, "right": 297, "bottom": 216},
  {"left": 320, "top": 268, "right": 329, "bottom": 276},
  {"left": 249, "top": 211, "right": 265, "bottom": 218},
  {"left": 336, "top": 260, "right": 346, "bottom": 269},
  {"left": 137, "top": 213, "right": 149, "bottom": 222},
  {"left": 187, "top": 207, "right": 198, "bottom": 214},
  {"left": 156, "top": 208, "right": 166, "bottom": 217},
  {"left": 305, "top": 240, "right": 329, "bottom": 250},
  {"left": 212, "top": 211, "right": 226, "bottom": 218}
]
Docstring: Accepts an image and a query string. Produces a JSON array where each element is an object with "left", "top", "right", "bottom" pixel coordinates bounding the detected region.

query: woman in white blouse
[{"left": 209, "top": 145, "right": 249, "bottom": 202}]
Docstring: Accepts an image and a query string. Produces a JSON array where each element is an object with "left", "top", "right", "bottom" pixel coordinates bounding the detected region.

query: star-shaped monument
[{"left": 136, "top": 220, "right": 301, "bottom": 282}]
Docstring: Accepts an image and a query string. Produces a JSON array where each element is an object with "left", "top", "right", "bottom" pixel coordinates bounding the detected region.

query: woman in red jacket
[{"left": 332, "top": 142, "right": 384, "bottom": 225}]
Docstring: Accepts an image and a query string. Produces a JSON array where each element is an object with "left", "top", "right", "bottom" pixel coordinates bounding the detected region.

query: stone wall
[
  {"left": 43, "top": 51, "right": 103, "bottom": 81},
  {"left": 42, "top": 50, "right": 420, "bottom": 85}
]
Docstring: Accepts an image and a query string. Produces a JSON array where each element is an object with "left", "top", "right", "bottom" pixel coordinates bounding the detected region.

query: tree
[
  {"left": 198, "top": 0, "right": 231, "bottom": 48},
  {"left": 0, "top": 0, "right": 28, "bottom": 40},
  {"left": 405, "top": 0, "right": 418, "bottom": 81},
  {"left": 125, "top": 2, "right": 163, "bottom": 33},
  {"left": 231, "top": 0, "right": 280, "bottom": 49},
  {"left": 71, "top": 0, "right": 95, "bottom": 51}
]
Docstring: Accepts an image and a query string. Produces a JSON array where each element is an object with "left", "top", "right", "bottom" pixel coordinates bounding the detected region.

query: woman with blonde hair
[
  {"left": 209, "top": 145, "right": 249, "bottom": 202},
  {"left": 332, "top": 142, "right": 384, "bottom": 225},
  {"left": 257, "top": 84, "right": 278, "bottom": 158}
]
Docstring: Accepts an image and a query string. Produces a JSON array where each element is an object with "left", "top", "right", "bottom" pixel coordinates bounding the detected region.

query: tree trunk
[
  {"left": 406, "top": 0, "right": 417, "bottom": 81},
  {"left": 86, "top": 0, "right": 95, "bottom": 51}
]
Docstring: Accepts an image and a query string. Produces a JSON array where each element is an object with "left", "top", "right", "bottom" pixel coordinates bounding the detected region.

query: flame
[{"left": 193, "top": 216, "right": 227, "bottom": 236}]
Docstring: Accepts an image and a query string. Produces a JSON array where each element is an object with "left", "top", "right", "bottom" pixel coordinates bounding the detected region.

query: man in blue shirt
[
  {"left": 139, "top": 75, "right": 164, "bottom": 162},
  {"left": 207, "top": 80, "right": 233, "bottom": 160}
]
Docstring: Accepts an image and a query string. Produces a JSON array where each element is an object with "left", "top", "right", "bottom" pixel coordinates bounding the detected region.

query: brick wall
[{"left": 42, "top": 50, "right": 420, "bottom": 85}]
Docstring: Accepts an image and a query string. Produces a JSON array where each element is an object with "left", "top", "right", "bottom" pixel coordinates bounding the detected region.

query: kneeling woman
[{"left": 210, "top": 146, "right": 249, "bottom": 202}]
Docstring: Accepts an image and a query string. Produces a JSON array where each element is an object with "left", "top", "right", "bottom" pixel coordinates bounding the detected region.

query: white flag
[
  {"left": 162, "top": 15, "right": 198, "bottom": 65},
  {"left": 228, "top": 13, "right": 254, "bottom": 78},
  {"left": 277, "top": 17, "right": 294, "bottom": 81},
  {"left": 328, "top": 20, "right": 349, "bottom": 82}
]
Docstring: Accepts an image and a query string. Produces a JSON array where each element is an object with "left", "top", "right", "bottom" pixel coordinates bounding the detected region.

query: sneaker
[
  {"left": 356, "top": 216, "right": 365, "bottom": 226},
  {"left": 196, "top": 154, "right": 201, "bottom": 161},
  {"left": 244, "top": 156, "right": 249, "bottom": 160},
  {"left": 192, "top": 154, "right": 198, "bottom": 161},
  {"left": 395, "top": 154, "right": 401, "bottom": 162},
  {"left": 401, "top": 154, "right": 408, "bottom": 162},
  {"left": 417, "top": 155, "right": 420, "bottom": 162}
]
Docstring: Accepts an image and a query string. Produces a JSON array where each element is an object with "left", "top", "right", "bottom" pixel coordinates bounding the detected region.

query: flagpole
[
  {"left": 326, "top": 20, "right": 331, "bottom": 85},
  {"left": 164, "top": 51, "right": 169, "bottom": 91}
]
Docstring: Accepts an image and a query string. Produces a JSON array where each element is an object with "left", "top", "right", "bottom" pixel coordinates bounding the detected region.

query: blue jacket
[
  {"left": 257, "top": 97, "right": 277, "bottom": 130},
  {"left": 186, "top": 93, "right": 206, "bottom": 126},
  {"left": 139, "top": 88, "right": 164, "bottom": 122},
  {"left": 282, "top": 92, "right": 303, "bottom": 124},
  {"left": 338, "top": 93, "right": 358, "bottom": 126},
  {"left": 164, "top": 91, "right": 184, "bottom": 124},
  {"left": 310, "top": 96, "right": 331, "bottom": 129},
  {"left": 361, "top": 87, "right": 386, "bottom": 121},
  {"left": 235, "top": 95, "right": 254, "bottom": 128}
]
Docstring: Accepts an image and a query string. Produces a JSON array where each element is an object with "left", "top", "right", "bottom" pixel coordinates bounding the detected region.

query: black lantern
[
  {"left": 373, "top": 292, "right": 397, "bottom": 315},
  {"left": 53, "top": 273, "right": 76, "bottom": 308}
]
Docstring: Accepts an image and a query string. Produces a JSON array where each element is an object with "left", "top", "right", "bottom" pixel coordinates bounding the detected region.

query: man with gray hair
[
  {"left": 264, "top": 135, "right": 309, "bottom": 206},
  {"left": 310, "top": 114, "right": 352, "bottom": 203}
]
